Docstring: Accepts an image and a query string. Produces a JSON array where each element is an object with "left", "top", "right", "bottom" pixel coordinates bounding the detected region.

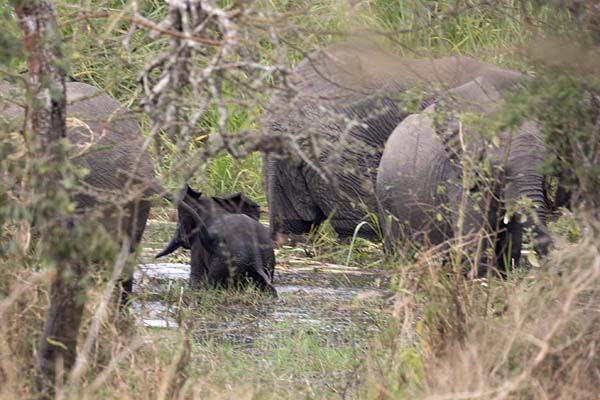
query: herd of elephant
[{"left": 1, "top": 43, "right": 568, "bottom": 297}]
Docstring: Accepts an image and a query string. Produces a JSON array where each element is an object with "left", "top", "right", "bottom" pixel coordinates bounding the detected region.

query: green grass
[{"left": 190, "top": 331, "right": 361, "bottom": 394}]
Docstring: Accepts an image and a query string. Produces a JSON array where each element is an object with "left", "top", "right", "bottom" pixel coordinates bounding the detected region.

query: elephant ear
[
  {"left": 185, "top": 184, "right": 202, "bottom": 200},
  {"left": 448, "top": 76, "right": 503, "bottom": 109},
  {"left": 213, "top": 192, "right": 261, "bottom": 221},
  {"left": 435, "top": 77, "right": 503, "bottom": 162}
]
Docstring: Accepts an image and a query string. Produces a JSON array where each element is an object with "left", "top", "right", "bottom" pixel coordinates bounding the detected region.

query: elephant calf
[
  {"left": 156, "top": 185, "right": 277, "bottom": 296},
  {"left": 377, "top": 77, "right": 551, "bottom": 273}
]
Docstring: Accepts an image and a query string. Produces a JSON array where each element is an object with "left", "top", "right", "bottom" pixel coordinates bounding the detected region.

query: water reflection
[{"left": 134, "top": 261, "right": 389, "bottom": 346}]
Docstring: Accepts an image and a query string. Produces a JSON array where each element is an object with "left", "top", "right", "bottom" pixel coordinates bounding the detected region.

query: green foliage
[
  {"left": 0, "top": 4, "right": 22, "bottom": 68},
  {"left": 56, "top": 0, "right": 168, "bottom": 102},
  {"left": 502, "top": 70, "right": 600, "bottom": 213},
  {"left": 204, "top": 152, "right": 265, "bottom": 203},
  {"left": 549, "top": 211, "right": 582, "bottom": 243},
  {"left": 366, "top": 0, "right": 571, "bottom": 62}
]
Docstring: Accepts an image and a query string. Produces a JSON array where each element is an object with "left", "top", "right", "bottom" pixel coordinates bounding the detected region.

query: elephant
[
  {"left": 1, "top": 81, "right": 155, "bottom": 379},
  {"left": 376, "top": 76, "right": 552, "bottom": 273},
  {"left": 1, "top": 81, "right": 155, "bottom": 254},
  {"left": 156, "top": 185, "right": 277, "bottom": 296},
  {"left": 262, "top": 42, "right": 526, "bottom": 242}
]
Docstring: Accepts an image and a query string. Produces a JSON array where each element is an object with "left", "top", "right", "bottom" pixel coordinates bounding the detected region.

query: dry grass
[
  {"left": 363, "top": 215, "right": 600, "bottom": 400},
  {"left": 1, "top": 215, "right": 599, "bottom": 399}
]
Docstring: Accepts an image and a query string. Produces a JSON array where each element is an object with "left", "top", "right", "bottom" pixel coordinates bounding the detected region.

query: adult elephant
[
  {"left": 67, "top": 82, "right": 156, "bottom": 290},
  {"left": 1, "top": 81, "right": 155, "bottom": 253},
  {"left": 156, "top": 186, "right": 277, "bottom": 296},
  {"left": 262, "top": 42, "right": 525, "bottom": 241},
  {"left": 376, "top": 77, "right": 551, "bottom": 273},
  {"left": 1, "top": 81, "right": 155, "bottom": 379}
]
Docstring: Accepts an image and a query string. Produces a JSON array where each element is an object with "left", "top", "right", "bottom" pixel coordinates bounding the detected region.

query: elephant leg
[
  {"left": 128, "top": 199, "right": 151, "bottom": 251},
  {"left": 119, "top": 198, "right": 151, "bottom": 305},
  {"left": 265, "top": 157, "right": 325, "bottom": 238},
  {"left": 206, "top": 257, "right": 230, "bottom": 288},
  {"left": 119, "top": 279, "right": 133, "bottom": 305},
  {"left": 190, "top": 239, "right": 210, "bottom": 287}
]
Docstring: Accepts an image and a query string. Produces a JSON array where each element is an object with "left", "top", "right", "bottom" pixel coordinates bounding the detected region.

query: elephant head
[
  {"left": 156, "top": 185, "right": 261, "bottom": 258},
  {"left": 435, "top": 77, "right": 552, "bottom": 257}
]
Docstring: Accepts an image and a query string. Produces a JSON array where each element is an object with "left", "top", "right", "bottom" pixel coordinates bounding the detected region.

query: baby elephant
[{"left": 156, "top": 185, "right": 277, "bottom": 296}]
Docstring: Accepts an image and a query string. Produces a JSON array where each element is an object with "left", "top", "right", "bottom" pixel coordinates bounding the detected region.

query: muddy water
[{"left": 135, "top": 221, "right": 391, "bottom": 347}]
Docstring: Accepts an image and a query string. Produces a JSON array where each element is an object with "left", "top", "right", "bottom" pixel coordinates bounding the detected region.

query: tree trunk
[{"left": 10, "top": 1, "right": 86, "bottom": 396}]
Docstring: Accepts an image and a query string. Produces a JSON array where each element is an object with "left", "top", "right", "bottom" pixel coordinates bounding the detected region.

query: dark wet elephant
[
  {"left": 262, "top": 43, "right": 525, "bottom": 241},
  {"left": 1, "top": 81, "right": 155, "bottom": 375},
  {"left": 376, "top": 77, "right": 551, "bottom": 273},
  {"left": 156, "top": 185, "right": 277, "bottom": 296}
]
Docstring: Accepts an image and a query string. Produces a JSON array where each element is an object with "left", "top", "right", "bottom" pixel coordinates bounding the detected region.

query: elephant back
[
  {"left": 262, "top": 44, "right": 526, "bottom": 239},
  {"left": 65, "top": 82, "right": 155, "bottom": 207},
  {"left": 0, "top": 81, "right": 155, "bottom": 245},
  {"left": 277, "top": 43, "right": 523, "bottom": 108}
]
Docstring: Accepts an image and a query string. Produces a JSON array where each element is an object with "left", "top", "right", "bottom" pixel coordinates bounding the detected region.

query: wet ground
[{"left": 133, "top": 220, "right": 392, "bottom": 348}]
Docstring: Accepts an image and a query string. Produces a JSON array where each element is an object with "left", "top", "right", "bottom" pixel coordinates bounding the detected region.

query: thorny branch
[
  {"left": 132, "top": 0, "right": 395, "bottom": 202},
  {"left": 134, "top": 0, "right": 293, "bottom": 157}
]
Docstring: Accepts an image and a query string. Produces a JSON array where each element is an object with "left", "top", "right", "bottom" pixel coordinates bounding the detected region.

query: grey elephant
[
  {"left": 376, "top": 77, "right": 551, "bottom": 272},
  {"left": 262, "top": 43, "right": 525, "bottom": 242},
  {"left": 156, "top": 185, "right": 277, "bottom": 296},
  {"left": 1, "top": 81, "right": 155, "bottom": 377},
  {"left": 1, "top": 81, "right": 155, "bottom": 255},
  {"left": 71, "top": 82, "right": 156, "bottom": 292}
]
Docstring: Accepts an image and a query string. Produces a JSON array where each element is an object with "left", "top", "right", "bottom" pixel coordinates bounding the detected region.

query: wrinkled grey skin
[
  {"left": 262, "top": 43, "right": 525, "bottom": 240},
  {"left": 156, "top": 185, "right": 277, "bottom": 296},
  {"left": 376, "top": 77, "right": 551, "bottom": 272},
  {"left": 68, "top": 82, "right": 155, "bottom": 244},
  {"left": 1, "top": 81, "right": 155, "bottom": 292}
]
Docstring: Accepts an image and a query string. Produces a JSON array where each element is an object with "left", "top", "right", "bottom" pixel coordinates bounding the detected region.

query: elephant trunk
[
  {"left": 506, "top": 122, "right": 552, "bottom": 256},
  {"left": 514, "top": 174, "right": 551, "bottom": 255},
  {"left": 156, "top": 228, "right": 182, "bottom": 258}
]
